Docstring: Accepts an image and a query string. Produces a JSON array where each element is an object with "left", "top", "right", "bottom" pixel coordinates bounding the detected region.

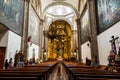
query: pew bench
[
  {"left": 0, "top": 62, "right": 58, "bottom": 80},
  {"left": 0, "top": 77, "right": 37, "bottom": 80},
  {"left": 74, "top": 73, "right": 120, "bottom": 80},
  {"left": 62, "top": 62, "right": 120, "bottom": 80}
]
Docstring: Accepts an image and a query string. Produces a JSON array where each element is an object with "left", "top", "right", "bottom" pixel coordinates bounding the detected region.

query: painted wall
[
  {"left": 97, "top": 21, "right": 120, "bottom": 65},
  {"left": 81, "top": 41, "right": 91, "bottom": 63},
  {"left": 6, "top": 31, "right": 21, "bottom": 63},
  {"left": 0, "top": 0, "right": 24, "bottom": 35},
  {"left": 28, "top": 43, "right": 39, "bottom": 61},
  {"left": 0, "top": 31, "right": 8, "bottom": 47}
]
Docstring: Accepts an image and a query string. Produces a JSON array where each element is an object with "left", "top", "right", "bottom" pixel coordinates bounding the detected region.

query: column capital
[
  {"left": 72, "top": 30, "right": 77, "bottom": 34},
  {"left": 40, "top": 19, "right": 44, "bottom": 22}
]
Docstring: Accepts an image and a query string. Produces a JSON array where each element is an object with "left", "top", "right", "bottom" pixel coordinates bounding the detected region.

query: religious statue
[
  {"left": 14, "top": 50, "right": 24, "bottom": 67},
  {"left": 109, "top": 36, "right": 119, "bottom": 54},
  {"left": 108, "top": 36, "right": 120, "bottom": 72}
]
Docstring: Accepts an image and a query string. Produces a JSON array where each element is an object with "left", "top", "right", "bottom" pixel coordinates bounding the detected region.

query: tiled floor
[{"left": 48, "top": 62, "right": 68, "bottom": 80}]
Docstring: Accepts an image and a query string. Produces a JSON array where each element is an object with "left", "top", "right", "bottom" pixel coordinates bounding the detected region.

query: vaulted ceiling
[{"left": 41, "top": 0, "right": 79, "bottom": 13}]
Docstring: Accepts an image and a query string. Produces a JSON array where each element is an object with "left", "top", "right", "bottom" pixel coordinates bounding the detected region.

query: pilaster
[
  {"left": 76, "top": 18, "right": 81, "bottom": 63},
  {"left": 39, "top": 20, "right": 44, "bottom": 59},
  {"left": 88, "top": 0, "right": 99, "bottom": 66},
  {"left": 21, "top": 0, "right": 30, "bottom": 60}
]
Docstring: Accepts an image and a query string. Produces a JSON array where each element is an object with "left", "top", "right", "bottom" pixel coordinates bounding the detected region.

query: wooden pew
[
  {"left": 68, "top": 68, "right": 120, "bottom": 80},
  {"left": 0, "top": 61, "right": 58, "bottom": 80},
  {"left": 76, "top": 76, "right": 114, "bottom": 80},
  {"left": 24, "top": 61, "right": 58, "bottom": 79},
  {"left": 0, "top": 77, "right": 37, "bottom": 80},
  {"left": 74, "top": 73, "right": 120, "bottom": 80},
  {"left": 0, "top": 67, "right": 48, "bottom": 80},
  {"left": 62, "top": 62, "right": 120, "bottom": 80}
]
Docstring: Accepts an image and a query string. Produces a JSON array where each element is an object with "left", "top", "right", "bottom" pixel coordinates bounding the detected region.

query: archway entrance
[{"left": 47, "top": 20, "right": 72, "bottom": 60}]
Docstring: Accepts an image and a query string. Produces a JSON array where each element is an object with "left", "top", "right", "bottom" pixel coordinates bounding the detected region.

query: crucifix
[{"left": 109, "top": 36, "right": 119, "bottom": 54}]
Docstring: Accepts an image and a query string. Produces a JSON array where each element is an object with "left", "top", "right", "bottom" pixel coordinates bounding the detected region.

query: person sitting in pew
[
  {"left": 9, "top": 58, "right": 14, "bottom": 68},
  {"left": 86, "top": 57, "right": 91, "bottom": 66},
  {"left": 18, "top": 60, "right": 24, "bottom": 68},
  {"left": 4, "top": 59, "right": 9, "bottom": 69}
]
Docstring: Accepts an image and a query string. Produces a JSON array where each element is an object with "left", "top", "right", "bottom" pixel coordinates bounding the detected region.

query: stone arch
[
  {"left": 31, "top": 0, "right": 41, "bottom": 14},
  {"left": 46, "top": 18, "right": 73, "bottom": 31}
]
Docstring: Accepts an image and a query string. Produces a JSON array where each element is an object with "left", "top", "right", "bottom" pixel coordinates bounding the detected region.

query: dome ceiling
[
  {"left": 47, "top": 5, "right": 74, "bottom": 16},
  {"left": 41, "top": 0, "right": 79, "bottom": 12}
]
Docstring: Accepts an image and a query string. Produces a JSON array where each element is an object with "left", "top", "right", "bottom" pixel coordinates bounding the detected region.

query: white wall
[
  {"left": 6, "top": 31, "right": 21, "bottom": 63},
  {"left": 28, "top": 43, "right": 39, "bottom": 61},
  {"left": 81, "top": 41, "right": 91, "bottom": 63},
  {"left": 0, "top": 31, "right": 8, "bottom": 47},
  {"left": 97, "top": 21, "right": 120, "bottom": 65}
]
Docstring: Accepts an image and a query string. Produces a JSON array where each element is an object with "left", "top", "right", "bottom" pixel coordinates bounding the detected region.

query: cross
[{"left": 109, "top": 36, "right": 119, "bottom": 54}]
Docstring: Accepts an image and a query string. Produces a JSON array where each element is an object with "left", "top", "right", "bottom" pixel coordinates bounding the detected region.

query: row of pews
[
  {"left": 0, "top": 61, "right": 58, "bottom": 80},
  {"left": 62, "top": 62, "right": 120, "bottom": 80}
]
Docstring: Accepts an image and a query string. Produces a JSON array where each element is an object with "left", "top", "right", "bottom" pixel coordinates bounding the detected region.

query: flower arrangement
[
  {"left": 108, "top": 50, "right": 116, "bottom": 65},
  {"left": 108, "top": 50, "right": 120, "bottom": 65}
]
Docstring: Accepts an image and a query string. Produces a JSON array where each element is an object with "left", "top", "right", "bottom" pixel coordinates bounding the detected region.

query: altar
[{"left": 57, "top": 56, "right": 63, "bottom": 62}]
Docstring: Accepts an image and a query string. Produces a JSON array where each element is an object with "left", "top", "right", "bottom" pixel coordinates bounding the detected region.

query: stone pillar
[
  {"left": 88, "top": 0, "right": 99, "bottom": 66},
  {"left": 21, "top": 0, "right": 30, "bottom": 60},
  {"left": 39, "top": 20, "right": 44, "bottom": 60},
  {"left": 72, "top": 30, "right": 77, "bottom": 56},
  {"left": 71, "top": 30, "right": 75, "bottom": 55},
  {"left": 76, "top": 18, "right": 81, "bottom": 63}
]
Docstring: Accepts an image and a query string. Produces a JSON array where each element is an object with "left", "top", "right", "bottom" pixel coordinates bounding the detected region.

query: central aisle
[{"left": 48, "top": 62, "right": 68, "bottom": 80}]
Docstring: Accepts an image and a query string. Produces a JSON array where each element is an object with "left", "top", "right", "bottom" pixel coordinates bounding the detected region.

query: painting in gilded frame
[
  {"left": 0, "top": 0, "right": 24, "bottom": 35},
  {"left": 96, "top": 0, "right": 120, "bottom": 34},
  {"left": 29, "top": 6, "right": 40, "bottom": 45},
  {"left": 80, "top": 9, "right": 89, "bottom": 44}
]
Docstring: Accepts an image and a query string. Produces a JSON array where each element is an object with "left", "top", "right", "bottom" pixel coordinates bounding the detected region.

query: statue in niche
[
  {"left": 58, "top": 49, "right": 63, "bottom": 57},
  {"left": 56, "top": 37, "right": 63, "bottom": 58}
]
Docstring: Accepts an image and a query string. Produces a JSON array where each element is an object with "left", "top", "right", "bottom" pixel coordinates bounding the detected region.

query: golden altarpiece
[{"left": 46, "top": 21, "right": 72, "bottom": 60}]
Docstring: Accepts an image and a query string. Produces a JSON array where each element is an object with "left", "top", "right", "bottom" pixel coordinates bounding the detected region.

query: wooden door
[{"left": 0, "top": 47, "right": 6, "bottom": 69}]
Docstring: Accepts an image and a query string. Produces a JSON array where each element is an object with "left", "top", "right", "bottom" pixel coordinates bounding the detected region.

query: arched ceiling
[
  {"left": 41, "top": 0, "right": 79, "bottom": 31},
  {"left": 41, "top": 0, "right": 79, "bottom": 13}
]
